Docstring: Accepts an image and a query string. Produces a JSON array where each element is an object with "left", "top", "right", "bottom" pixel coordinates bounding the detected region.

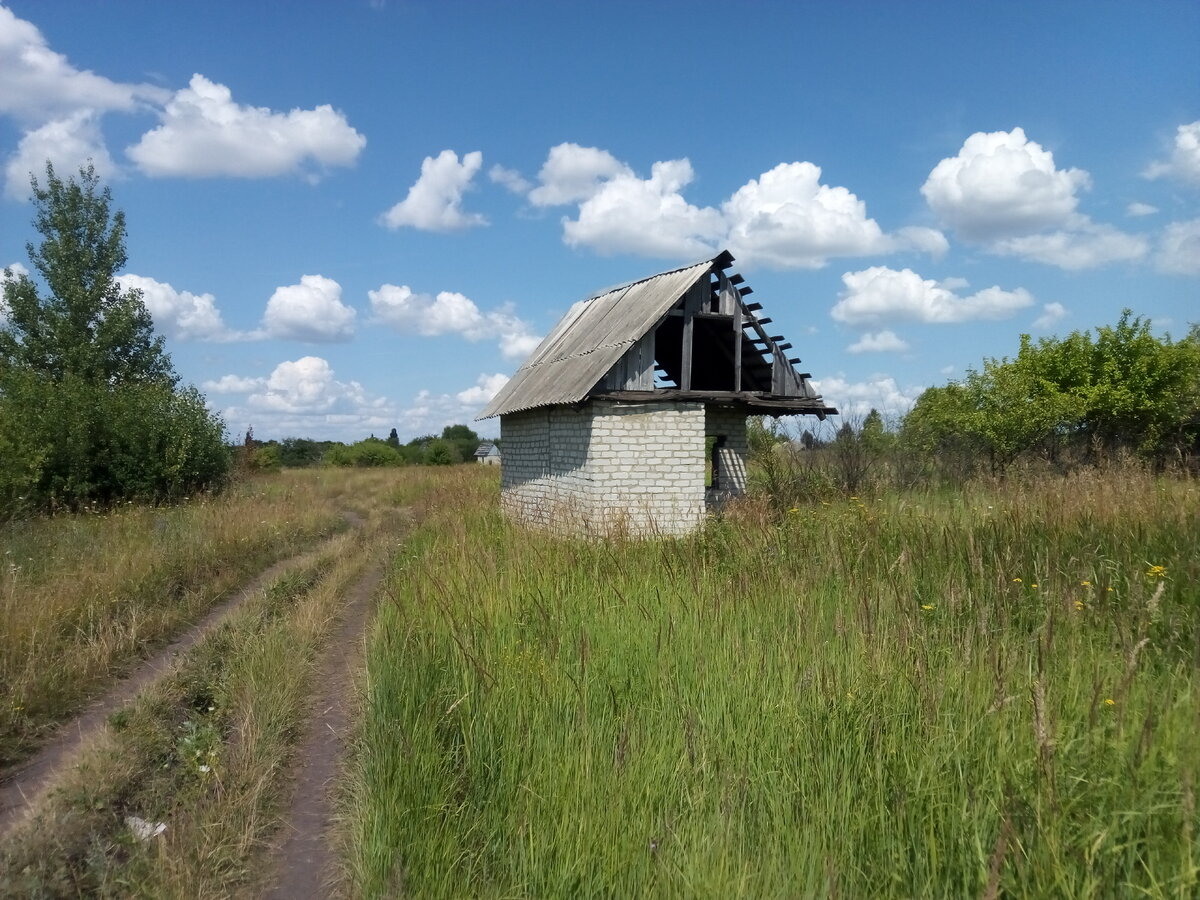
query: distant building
[
  {"left": 478, "top": 251, "right": 835, "bottom": 536},
  {"left": 474, "top": 441, "right": 502, "bottom": 465}
]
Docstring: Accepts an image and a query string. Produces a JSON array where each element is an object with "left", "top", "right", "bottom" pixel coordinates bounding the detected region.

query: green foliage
[
  {"left": 441, "top": 423, "right": 479, "bottom": 462},
  {"left": 423, "top": 438, "right": 459, "bottom": 465},
  {"left": 385, "top": 427, "right": 401, "bottom": 449},
  {"left": 902, "top": 311, "right": 1200, "bottom": 471},
  {"left": 250, "top": 445, "right": 283, "bottom": 472},
  {"left": 0, "top": 164, "right": 173, "bottom": 387},
  {"left": 277, "top": 437, "right": 324, "bottom": 467},
  {"left": 325, "top": 437, "right": 405, "bottom": 467},
  {"left": 0, "top": 164, "right": 228, "bottom": 514}
]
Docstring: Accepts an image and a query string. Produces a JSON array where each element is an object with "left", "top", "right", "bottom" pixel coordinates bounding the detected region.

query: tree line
[{"left": 242, "top": 424, "right": 494, "bottom": 470}]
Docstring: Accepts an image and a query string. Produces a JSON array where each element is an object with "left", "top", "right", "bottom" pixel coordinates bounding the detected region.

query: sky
[{"left": 0, "top": 0, "right": 1197, "bottom": 442}]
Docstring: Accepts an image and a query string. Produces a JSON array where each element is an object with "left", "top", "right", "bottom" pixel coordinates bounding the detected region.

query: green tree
[
  {"left": 441, "top": 423, "right": 479, "bottom": 462},
  {"left": 901, "top": 312, "right": 1200, "bottom": 472},
  {"left": 0, "top": 163, "right": 173, "bottom": 386},
  {"left": 0, "top": 163, "right": 228, "bottom": 513}
]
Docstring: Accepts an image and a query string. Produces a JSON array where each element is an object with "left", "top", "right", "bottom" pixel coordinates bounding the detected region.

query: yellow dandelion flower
[
  {"left": 1104, "top": 698, "right": 1115, "bottom": 707},
  {"left": 1074, "top": 600, "right": 1085, "bottom": 610},
  {"left": 1031, "top": 583, "right": 1039, "bottom": 589},
  {"left": 921, "top": 604, "right": 934, "bottom": 611},
  {"left": 1145, "top": 565, "right": 1166, "bottom": 578},
  {"left": 1080, "top": 580, "right": 1091, "bottom": 586},
  {"left": 1012, "top": 577, "right": 1022, "bottom": 583}
]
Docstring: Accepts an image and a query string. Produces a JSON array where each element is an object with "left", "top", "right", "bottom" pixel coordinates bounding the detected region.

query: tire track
[
  {"left": 0, "top": 514, "right": 364, "bottom": 835},
  {"left": 262, "top": 559, "right": 384, "bottom": 899}
]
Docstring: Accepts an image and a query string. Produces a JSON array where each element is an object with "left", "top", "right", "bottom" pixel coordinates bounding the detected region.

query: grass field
[
  {"left": 1, "top": 465, "right": 1196, "bottom": 897},
  {"left": 348, "top": 467, "right": 1199, "bottom": 898},
  {"left": 0, "top": 468, "right": 421, "bottom": 898}
]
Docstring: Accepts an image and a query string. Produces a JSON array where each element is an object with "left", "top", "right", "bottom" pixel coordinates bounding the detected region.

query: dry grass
[
  {"left": 0, "top": 466, "right": 426, "bottom": 898},
  {"left": 0, "top": 469, "right": 408, "bottom": 767}
]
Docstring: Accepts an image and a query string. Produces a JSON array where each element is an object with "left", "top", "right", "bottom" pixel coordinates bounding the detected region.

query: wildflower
[
  {"left": 1145, "top": 565, "right": 1167, "bottom": 578},
  {"left": 198, "top": 764, "right": 211, "bottom": 774},
  {"left": 1074, "top": 600, "right": 1085, "bottom": 610},
  {"left": 921, "top": 604, "right": 935, "bottom": 611},
  {"left": 1012, "top": 577, "right": 1022, "bottom": 583},
  {"left": 1104, "top": 698, "right": 1115, "bottom": 707},
  {"left": 1030, "top": 583, "right": 1038, "bottom": 589},
  {"left": 1107, "top": 587, "right": 1114, "bottom": 592},
  {"left": 788, "top": 507, "right": 799, "bottom": 514},
  {"left": 1080, "top": 580, "right": 1091, "bottom": 586}
]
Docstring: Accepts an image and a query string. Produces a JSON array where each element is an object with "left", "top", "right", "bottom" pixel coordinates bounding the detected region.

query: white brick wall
[{"left": 501, "top": 399, "right": 725, "bottom": 536}]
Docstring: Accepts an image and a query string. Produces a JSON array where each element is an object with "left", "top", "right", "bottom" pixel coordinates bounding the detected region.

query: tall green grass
[{"left": 348, "top": 469, "right": 1198, "bottom": 897}]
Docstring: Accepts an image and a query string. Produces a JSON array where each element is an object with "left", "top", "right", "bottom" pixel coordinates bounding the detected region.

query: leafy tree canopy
[
  {"left": 1, "top": 163, "right": 227, "bottom": 514},
  {"left": 1, "top": 163, "right": 174, "bottom": 387}
]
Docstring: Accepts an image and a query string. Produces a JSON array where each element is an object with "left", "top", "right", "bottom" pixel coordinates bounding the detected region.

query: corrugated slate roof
[{"left": 478, "top": 258, "right": 713, "bottom": 419}]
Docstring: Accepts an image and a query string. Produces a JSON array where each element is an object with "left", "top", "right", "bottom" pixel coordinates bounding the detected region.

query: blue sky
[{"left": 1, "top": 0, "right": 1197, "bottom": 441}]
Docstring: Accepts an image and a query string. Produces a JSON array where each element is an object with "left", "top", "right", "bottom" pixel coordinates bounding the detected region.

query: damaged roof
[{"left": 479, "top": 250, "right": 835, "bottom": 420}]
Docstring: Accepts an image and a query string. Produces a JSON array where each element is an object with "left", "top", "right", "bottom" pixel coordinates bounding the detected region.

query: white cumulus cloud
[
  {"left": 530, "top": 146, "right": 946, "bottom": 268},
  {"left": 528, "top": 143, "right": 632, "bottom": 207},
  {"left": 808, "top": 374, "right": 923, "bottom": 418},
  {"left": 846, "top": 330, "right": 910, "bottom": 354},
  {"left": 202, "top": 374, "right": 265, "bottom": 394},
  {"left": 368, "top": 283, "right": 540, "bottom": 359},
  {"left": 1156, "top": 219, "right": 1200, "bottom": 275},
  {"left": 1127, "top": 201, "right": 1159, "bottom": 217},
  {"left": 563, "top": 158, "right": 724, "bottom": 258},
  {"left": 262, "top": 274, "right": 356, "bottom": 342},
  {"left": 455, "top": 373, "right": 510, "bottom": 405},
  {"left": 117, "top": 273, "right": 239, "bottom": 341},
  {"left": 1144, "top": 120, "right": 1200, "bottom": 187},
  {"left": 399, "top": 374, "right": 511, "bottom": 436},
  {"left": 922, "top": 127, "right": 1148, "bottom": 270},
  {"left": 0, "top": 6, "right": 167, "bottom": 122},
  {"left": 991, "top": 224, "right": 1148, "bottom": 270},
  {"left": 922, "top": 127, "right": 1090, "bottom": 240},
  {"left": 1033, "top": 302, "right": 1068, "bottom": 330},
  {"left": 488, "top": 164, "right": 531, "bottom": 194},
  {"left": 724, "top": 161, "right": 894, "bottom": 268},
  {"left": 380, "top": 149, "right": 486, "bottom": 231},
  {"left": 4, "top": 110, "right": 118, "bottom": 199},
  {"left": 205, "top": 357, "right": 398, "bottom": 441},
  {"left": 126, "top": 74, "right": 364, "bottom": 178},
  {"left": 831, "top": 266, "right": 1035, "bottom": 326}
]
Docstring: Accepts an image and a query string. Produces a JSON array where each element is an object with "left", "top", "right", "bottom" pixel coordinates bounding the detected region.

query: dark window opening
[{"left": 710, "top": 435, "right": 727, "bottom": 490}]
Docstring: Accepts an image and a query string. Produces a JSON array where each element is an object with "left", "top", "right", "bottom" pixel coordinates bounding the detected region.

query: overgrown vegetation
[
  {"left": 904, "top": 311, "right": 1200, "bottom": 472},
  {"left": 240, "top": 424, "right": 496, "bottom": 469},
  {"left": 0, "top": 467, "right": 421, "bottom": 898},
  {"left": 347, "top": 466, "right": 1198, "bottom": 897},
  {"left": 0, "top": 469, "right": 390, "bottom": 767},
  {"left": 0, "top": 164, "right": 229, "bottom": 516}
]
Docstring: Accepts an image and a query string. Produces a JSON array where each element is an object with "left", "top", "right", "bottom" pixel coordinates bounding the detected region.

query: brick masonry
[{"left": 499, "top": 400, "right": 749, "bottom": 537}]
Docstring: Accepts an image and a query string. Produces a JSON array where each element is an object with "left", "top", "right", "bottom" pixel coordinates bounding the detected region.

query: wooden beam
[
  {"left": 738, "top": 286, "right": 753, "bottom": 296},
  {"left": 745, "top": 302, "right": 763, "bottom": 312}
]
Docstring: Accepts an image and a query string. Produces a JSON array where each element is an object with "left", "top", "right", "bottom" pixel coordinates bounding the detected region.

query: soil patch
[{"left": 261, "top": 561, "right": 383, "bottom": 899}]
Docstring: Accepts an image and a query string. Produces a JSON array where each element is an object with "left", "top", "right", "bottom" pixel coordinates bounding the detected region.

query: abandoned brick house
[{"left": 478, "top": 251, "right": 836, "bottom": 535}]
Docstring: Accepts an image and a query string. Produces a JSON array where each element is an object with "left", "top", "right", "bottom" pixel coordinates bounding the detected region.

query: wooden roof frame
[{"left": 479, "top": 251, "right": 836, "bottom": 420}]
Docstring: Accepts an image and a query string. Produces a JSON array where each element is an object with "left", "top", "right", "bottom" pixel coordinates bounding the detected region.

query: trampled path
[
  {"left": 0, "top": 514, "right": 365, "bottom": 836},
  {"left": 261, "top": 559, "right": 385, "bottom": 899}
]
